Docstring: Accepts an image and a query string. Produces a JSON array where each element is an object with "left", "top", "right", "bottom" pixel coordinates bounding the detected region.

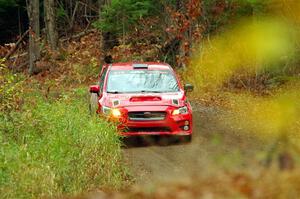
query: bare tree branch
[{"left": 4, "top": 30, "right": 29, "bottom": 60}]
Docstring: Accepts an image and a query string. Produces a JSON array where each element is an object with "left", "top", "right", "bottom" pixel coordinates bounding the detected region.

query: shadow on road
[{"left": 121, "top": 135, "right": 191, "bottom": 148}]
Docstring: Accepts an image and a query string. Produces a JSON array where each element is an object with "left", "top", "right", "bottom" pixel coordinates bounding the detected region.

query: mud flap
[
  {"left": 178, "top": 134, "right": 192, "bottom": 143},
  {"left": 89, "top": 93, "right": 98, "bottom": 116}
]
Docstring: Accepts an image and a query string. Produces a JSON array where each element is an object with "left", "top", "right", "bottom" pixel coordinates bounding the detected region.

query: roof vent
[{"left": 133, "top": 64, "right": 148, "bottom": 69}]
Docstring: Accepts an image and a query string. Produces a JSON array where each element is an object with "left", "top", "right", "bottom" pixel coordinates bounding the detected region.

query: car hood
[{"left": 101, "top": 91, "right": 186, "bottom": 108}]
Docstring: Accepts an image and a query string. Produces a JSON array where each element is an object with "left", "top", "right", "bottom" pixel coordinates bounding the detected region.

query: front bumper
[{"left": 114, "top": 106, "right": 193, "bottom": 136}]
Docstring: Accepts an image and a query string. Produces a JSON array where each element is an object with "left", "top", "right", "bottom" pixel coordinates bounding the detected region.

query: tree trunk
[
  {"left": 44, "top": 0, "right": 58, "bottom": 50},
  {"left": 99, "top": 0, "right": 114, "bottom": 64},
  {"left": 26, "top": 0, "right": 40, "bottom": 75},
  {"left": 98, "top": 0, "right": 105, "bottom": 20},
  {"left": 175, "top": 0, "right": 183, "bottom": 10}
]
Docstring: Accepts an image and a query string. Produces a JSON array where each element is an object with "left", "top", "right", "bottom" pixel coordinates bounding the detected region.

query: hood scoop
[{"left": 130, "top": 96, "right": 162, "bottom": 102}]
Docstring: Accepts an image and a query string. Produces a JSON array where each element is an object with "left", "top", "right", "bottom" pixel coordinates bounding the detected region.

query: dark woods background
[
  {"left": 0, "top": 0, "right": 28, "bottom": 44},
  {"left": 1, "top": 0, "right": 264, "bottom": 73}
]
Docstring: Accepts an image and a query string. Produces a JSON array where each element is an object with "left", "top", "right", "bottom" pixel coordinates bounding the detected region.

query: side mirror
[
  {"left": 184, "top": 83, "right": 194, "bottom": 92},
  {"left": 89, "top": 85, "right": 100, "bottom": 93}
]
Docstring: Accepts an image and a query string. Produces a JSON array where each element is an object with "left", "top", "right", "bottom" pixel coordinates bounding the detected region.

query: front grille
[
  {"left": 128, "top": 111, "right": 166, "bottom": 121},
  {"left": 125, "top": 127, "right": 171, "bottom": 132}
]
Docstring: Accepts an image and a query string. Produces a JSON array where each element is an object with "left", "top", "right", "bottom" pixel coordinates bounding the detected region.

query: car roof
[{"left": 106, "top": 62, "right": 172, "bottom": 71}]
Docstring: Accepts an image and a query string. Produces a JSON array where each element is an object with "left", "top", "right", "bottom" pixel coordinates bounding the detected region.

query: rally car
[{"left": 89, "top": 62, "right": 193, "bottom": 140}]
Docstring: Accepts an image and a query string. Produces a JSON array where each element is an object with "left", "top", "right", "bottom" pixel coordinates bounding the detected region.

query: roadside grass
[{"left": 0, "top": 87, "right": 128, "bottom": 199}]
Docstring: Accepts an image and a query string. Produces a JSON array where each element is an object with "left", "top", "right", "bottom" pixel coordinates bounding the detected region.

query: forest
[{"left": 1, "top": 0, "right": 300, "bottom": 198}]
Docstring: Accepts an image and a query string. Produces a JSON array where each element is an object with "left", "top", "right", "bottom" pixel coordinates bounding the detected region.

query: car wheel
[{"left": 89, "top": 93, "right": 98, "bottom": 116}]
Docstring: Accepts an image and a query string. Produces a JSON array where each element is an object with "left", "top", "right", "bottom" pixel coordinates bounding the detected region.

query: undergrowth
[{"left": 0, "top": 87, "right": 128, "bottom": 199}]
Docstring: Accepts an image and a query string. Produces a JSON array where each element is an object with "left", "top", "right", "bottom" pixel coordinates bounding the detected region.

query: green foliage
[
  {"left": 0, "top": 58, "right": 23, "bottom": 114},
  {"left": 94, "top": 0, "right": 159, "bottom": 35},
  {"left": 201, "top": 0, "right": 270, "bottom": 34},
  {"left": 0, "top": 88, "right": 128, "bottom": 199},
  {"left": 0, "top": 0, "right": 25, "bottom": 14},
  {"left": 56, "top": 3, "right": 68, "bottom": 20},
  {"left": 0, "top": 0, "right": 17, "bottom": 13},
  {"left": 201, "top": 0, "right": 234, "bottom": 33},
  {"left": 0, "top": 0, "right": 16, "bottom": 6},
  {"left": 235, "top": 0, "right": 270, "bottom": 16}
]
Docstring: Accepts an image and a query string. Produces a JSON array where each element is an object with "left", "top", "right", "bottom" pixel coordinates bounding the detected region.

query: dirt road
[{"left": 123, "top": 103, "right": 265, "bottom": 186}]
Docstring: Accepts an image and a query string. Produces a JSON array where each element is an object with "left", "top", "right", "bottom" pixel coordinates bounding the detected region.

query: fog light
[
  {"left": 112, "top": 109, "right": 121, "bottom": 117},
  {"left": 183, "top": 125, "right": 189, "bottom": 131},
  {"left": 172, "top": 109, "right": 180, "bottom": 115},
  {"left": 184, "top": 121, "right": 189, "bottom": 125}
]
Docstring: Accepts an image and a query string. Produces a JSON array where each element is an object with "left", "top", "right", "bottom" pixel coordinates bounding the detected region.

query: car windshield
[{"left": 106, "top": 70, "right": 179, "bottom": 93}]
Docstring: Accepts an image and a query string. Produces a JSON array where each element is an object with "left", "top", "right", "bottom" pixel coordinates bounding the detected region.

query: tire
[{"left": 89, "top": 93, "right": 98, "bottom": 116}]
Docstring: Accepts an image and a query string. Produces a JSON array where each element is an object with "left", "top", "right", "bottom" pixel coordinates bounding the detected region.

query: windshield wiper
[
  {"left": 140, "top": 90, "right": 162, "bottom": 93},
  {"left": 107, "top": 90, "right": 165, "bottom": 94},
  {"left": 107, "top": 91, "right": 122, "bottom": 94}
]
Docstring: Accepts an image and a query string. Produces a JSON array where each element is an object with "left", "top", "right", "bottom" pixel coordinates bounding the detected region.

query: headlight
[
  {"left": 172, "top": 106, "right": 188, "bottom": 115},
  {"left": 102, "top": 106, "right": 121, "bottom": 118},
  {"left": 111, "top": 108, "right": 121, "bottom": 117}
]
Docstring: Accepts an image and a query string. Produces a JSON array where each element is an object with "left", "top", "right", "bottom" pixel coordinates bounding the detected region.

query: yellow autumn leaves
[
  {"left": 187, "top": 19, "right": 294, "bottom": 92},
  {"left": 223, "top": 88, "right": 300, "bottom": 139},
  {"left": 186, "top": 0, "right": 300, "bottom": 139}
]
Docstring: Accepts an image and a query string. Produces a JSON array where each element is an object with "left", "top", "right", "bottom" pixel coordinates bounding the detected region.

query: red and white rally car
[{"left": 89, "top": 62, "right": 193, "bottom": 141}]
